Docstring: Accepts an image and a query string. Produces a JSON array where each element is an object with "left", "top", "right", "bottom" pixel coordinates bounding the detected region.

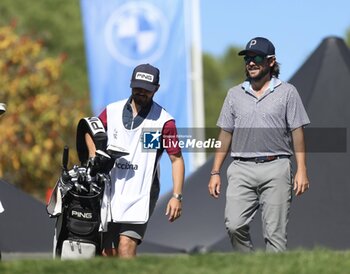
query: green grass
[{"left": 1, "top": 250, "right": 350, "bottom": 274}]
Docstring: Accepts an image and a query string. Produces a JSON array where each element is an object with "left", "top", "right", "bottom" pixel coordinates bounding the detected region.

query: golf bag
[{"left": 47, "top": 117, "right": 128, "bottom": 259}]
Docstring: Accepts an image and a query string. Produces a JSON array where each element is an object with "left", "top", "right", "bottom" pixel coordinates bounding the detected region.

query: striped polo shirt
[{"left": 217, "top": 77, "right": 310, "bottom": 157}]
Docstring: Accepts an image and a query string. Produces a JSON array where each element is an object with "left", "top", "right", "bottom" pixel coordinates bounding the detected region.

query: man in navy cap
[
  {"left": 208, "top": 37, "right": 310, "bottom": 252},
  {"left": 86, "top": 63, "right": 184, "bottom": 258}
]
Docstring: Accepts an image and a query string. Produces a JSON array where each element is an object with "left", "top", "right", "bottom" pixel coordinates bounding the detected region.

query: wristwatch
[{"left": 172, "top": 193, "right": 183, "bottom": 201}]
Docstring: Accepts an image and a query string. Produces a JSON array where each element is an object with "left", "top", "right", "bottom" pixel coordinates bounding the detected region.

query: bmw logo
[{"left": 104, "top": 1, "right": 169, "bottom": 66}]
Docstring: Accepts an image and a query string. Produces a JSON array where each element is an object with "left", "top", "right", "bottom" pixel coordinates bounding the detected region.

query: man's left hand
[
  {"left": 294, "top": 170, "right": 310, "bottom": 196},
  {"left": 165, "top": 198, "right": 182, "bottom": 222}
]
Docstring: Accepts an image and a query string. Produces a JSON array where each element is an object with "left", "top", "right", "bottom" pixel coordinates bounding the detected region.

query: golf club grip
[{"left": 62, "top": 146, "right": 69, "bottom": 170}]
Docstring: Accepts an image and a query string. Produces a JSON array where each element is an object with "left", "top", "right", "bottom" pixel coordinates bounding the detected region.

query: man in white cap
[{"left": 86, "top": 63, "right": 184, "bottom": 258}]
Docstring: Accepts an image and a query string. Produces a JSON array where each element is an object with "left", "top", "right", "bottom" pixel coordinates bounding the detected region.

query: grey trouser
[{"left": 225, "top": 158, "right": 293, "bottom": 252}]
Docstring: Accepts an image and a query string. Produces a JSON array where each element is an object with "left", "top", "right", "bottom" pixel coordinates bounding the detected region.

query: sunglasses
[
  {"left": 243, "top": 55, "right": 266, "bottom": 64},
  {"left": 244, "top": 55, "right": 275, "bottom": 64}
]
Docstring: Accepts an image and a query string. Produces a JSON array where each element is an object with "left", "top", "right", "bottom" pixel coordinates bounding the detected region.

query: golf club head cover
[{"left": 76, "top": 117, "right": 107, "bottom": 164}]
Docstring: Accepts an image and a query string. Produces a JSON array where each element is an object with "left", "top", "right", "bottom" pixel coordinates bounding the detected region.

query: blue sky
[{"left": 200, "top": 0, "right": 350, "bottom": 81}]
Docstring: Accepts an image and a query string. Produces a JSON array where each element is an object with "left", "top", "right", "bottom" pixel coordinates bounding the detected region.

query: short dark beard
[
  {"left": 245, "top": 65, "right": 270, "bottom": 81},
  {"left": 131, "top": 93, "right": 153, "bottom": 108}
]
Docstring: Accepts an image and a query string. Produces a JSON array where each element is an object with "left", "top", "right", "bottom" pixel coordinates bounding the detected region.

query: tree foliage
[
  {"left": 346, "top": 27, "right": 350, "bottom": 47},
  {"left": 202, "top": 48, "right": 246, "bottom": 141},
  {"left": 0, "top": 0, "right": 87, "bottom": 97},
  {"left": 0, "top": 26, "right": 87, "bottom": 198}
]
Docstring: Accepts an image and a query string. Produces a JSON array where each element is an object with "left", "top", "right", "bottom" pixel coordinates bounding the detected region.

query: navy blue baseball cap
[
  {"left": 130, "top": 63, "right": 160, "bottom": 92},
  {"left": 238, "top": 37, "right": 275, "bottom": 56}
]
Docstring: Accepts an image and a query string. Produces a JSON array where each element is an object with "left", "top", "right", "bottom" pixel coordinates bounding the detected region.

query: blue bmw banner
[{"left": 80, "top": 0, "right": 193, "bottom": 194}]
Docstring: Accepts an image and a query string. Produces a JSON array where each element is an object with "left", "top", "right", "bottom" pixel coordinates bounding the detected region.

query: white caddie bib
[{"left": 101, "top": 99, "right": 173, "bottom": 224}]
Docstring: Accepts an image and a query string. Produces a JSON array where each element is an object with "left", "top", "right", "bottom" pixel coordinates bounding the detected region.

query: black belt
[{"left": 233, "top": 155, "right": 290, "bottom": 163}]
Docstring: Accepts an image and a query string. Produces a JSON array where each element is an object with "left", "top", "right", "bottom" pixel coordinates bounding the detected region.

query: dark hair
[
  {"left": 271, "top": 61, "right": 280, "bottom": 78},
  {"left": 244, "top": 58, "right": 281, "bottom": 79}
]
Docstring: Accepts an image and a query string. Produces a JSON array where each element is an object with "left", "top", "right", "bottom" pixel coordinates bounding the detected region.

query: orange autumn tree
[{"left": 0, "top": 26, "right": 88, "bottom": 198}]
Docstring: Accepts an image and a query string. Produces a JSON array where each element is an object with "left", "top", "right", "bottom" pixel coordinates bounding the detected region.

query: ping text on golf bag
[{"left": 47, "top": 117, "right": 128, "bottom": 259}]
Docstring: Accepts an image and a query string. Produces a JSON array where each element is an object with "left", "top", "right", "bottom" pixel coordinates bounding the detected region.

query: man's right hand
[
  {"left": 208, "top": 174, "right": 221, "bottom": 198},
  {"left": 208, "top": 129, "right": 232, "bottom": 199}
]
